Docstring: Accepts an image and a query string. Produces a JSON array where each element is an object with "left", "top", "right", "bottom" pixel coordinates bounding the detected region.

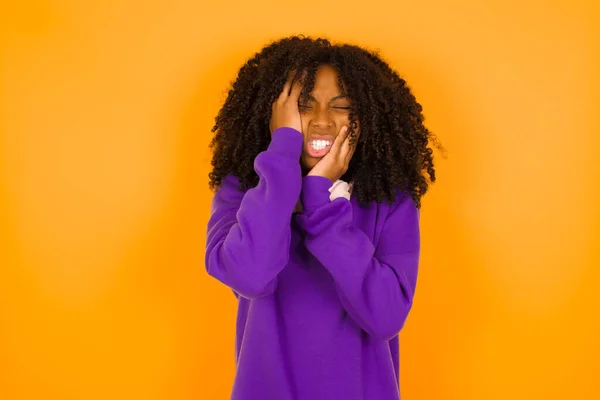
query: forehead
[{"left": 312, "top": 64, "right": 343, "bottom": 94}]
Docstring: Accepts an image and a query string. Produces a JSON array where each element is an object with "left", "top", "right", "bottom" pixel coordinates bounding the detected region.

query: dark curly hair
[{"left": 208, "top": 35, "right": 445, "bottom": 208}]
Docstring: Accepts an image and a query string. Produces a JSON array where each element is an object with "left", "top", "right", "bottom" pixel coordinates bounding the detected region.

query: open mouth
[{"left": 306, "top": 139, "right": 333, "bottom": 158}]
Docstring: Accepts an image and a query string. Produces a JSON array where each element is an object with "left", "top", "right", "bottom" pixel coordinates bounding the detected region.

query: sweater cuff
[
  {"left": 268, "top": 127, "right": 303, "bottom": 159},
  {"left": 301, "top": 175, "right": 334, "bottom": 211}
]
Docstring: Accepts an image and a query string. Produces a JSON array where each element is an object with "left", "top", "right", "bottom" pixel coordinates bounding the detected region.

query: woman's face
[{"left": 298, "top": 64, "right": 359, "bottom": 173}]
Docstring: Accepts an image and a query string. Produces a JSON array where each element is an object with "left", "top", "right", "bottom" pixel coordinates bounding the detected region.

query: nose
[{"left": 311, "top": 106, "right": 333, "bottom": 129}]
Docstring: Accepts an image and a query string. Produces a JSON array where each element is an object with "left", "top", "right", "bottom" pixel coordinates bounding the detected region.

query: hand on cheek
[{"left": 307, "top": 124, "right": 358, "bottom": 183}]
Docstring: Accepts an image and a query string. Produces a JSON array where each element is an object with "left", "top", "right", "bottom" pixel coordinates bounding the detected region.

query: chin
[{"left": 300, "top": 157, "right": 319, "bottom": 174}]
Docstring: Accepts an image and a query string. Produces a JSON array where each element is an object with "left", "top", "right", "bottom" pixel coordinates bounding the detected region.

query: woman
[{"left": 205, "top": 35, "right": 443, "bottom": 399}]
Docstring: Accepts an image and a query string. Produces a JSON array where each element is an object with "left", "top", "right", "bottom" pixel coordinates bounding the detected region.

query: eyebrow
[{"left": 306, "top": 94, "right": 349, "bottom": 102}]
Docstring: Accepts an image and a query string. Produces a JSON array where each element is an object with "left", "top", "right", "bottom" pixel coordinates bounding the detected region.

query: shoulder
[
  {"left": 377, "top": 188, "right": 419, "bottom": 223},
  {"left": 376, "top": 189, "right": 420, "bottom": 252},
  {"left": 211, "top": 174, "right": 245, "bottom": 212}
]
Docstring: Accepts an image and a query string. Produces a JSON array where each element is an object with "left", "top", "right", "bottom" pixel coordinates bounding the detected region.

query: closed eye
[{"left": 298, "top": 104, "right": 350, "bottom": 110}]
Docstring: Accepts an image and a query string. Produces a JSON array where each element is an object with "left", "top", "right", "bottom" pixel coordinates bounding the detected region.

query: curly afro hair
[{"left": 208, "top": 35, "right": 445, "bottom": 208}]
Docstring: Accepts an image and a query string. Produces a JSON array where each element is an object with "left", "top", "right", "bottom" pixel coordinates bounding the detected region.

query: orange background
[{"left": 1, "top": 1, "right": 599, "bottom": 399}]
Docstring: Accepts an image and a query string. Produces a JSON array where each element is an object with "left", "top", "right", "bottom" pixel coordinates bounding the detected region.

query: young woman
[{"left": 205, "top": 35, "right": 442, "bottom": 400}]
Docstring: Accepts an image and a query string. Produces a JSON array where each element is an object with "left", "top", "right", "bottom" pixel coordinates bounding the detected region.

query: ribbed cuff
[
  {"left": 301, "top": 175, "right": 333, "bottom": 212},
  {"left": 268, "top": 127, "right": 303, "bottom": 159}
]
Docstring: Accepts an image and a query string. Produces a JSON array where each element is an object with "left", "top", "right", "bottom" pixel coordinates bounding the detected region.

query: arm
[
  {"left": 296, "top": 176, "right": 420, "bottom": 341},
  {"left": 205, "top": 127, "right": 303, "bottom": 299}
]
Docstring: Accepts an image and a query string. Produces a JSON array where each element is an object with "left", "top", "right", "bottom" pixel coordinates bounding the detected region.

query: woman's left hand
[{"left": 307, "top": 125, "right": 357, "bottom": 183}]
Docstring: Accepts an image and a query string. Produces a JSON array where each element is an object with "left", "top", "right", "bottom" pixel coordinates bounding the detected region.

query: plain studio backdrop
[{"left": 1, "top": 0, "right": 599, "bottom": 399}]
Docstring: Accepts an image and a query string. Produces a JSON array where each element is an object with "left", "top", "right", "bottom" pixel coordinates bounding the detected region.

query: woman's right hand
[{"left": 269, "top": 72, "right": 305, "bottom": 135}]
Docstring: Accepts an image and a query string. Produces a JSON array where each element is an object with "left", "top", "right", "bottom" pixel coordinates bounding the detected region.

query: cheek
[
  {"left": 335, "top": 114, "right": 351, "bottom": 126},
  {"left": 300, "top": 115, "right": 310, "bottom": 133}
]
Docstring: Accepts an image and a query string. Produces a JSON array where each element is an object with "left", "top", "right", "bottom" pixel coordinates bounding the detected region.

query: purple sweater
[{"left": 205, "top": 127, "right": 420, "bottom": 400}]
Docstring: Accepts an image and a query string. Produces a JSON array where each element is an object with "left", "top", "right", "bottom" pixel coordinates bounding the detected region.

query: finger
[
  {"left": 276, "top": 69, "right": 296, "bottom": 101},
  {"left": 278, "top": 78, "right": 293, "bottom": 101},
  {"left": 288, "top": 70, "right": 306, "bottom": 102},
  {"left": 330, "top": 126, "right": 349, "bottom": 156},
  {"left": 344, "top": 127, "right": 360, "bottom": 162},
  {"left": 341, "top": 128, "right": 352, "bottom": 158}
]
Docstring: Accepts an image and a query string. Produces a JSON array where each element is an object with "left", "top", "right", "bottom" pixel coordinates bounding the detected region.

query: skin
[
  {"left": 298, "top": 64, "right": 360, "bottom": 179},
  {"left": 269, "top": 64, "right": 360, "bottom": 213}
]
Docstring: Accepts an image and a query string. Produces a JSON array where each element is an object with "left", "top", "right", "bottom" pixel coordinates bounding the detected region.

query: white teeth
[{"left": 310, "top": 140, "right": 331, "bottom": 151}]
